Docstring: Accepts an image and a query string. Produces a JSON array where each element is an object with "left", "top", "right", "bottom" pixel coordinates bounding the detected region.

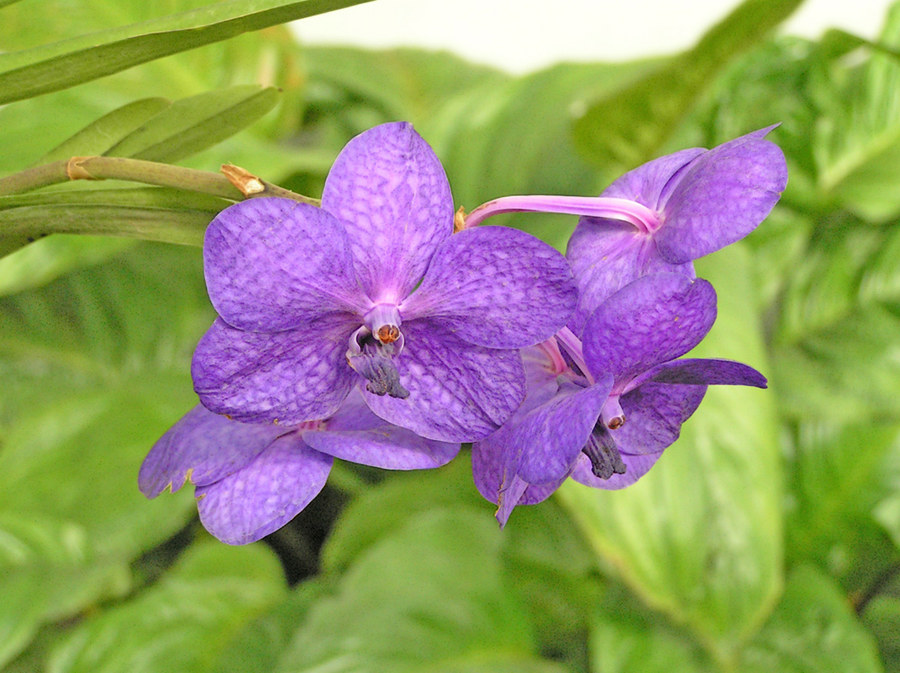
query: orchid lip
[{"left": 583, "top": 425, "right": 627, "bottom": 479}]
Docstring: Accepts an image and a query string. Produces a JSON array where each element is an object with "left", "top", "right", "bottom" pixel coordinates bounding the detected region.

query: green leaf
[
  {"left": 557, "top": 244, "right": 782, "bottom": 658},
  {"left": 103, "top": 85, "right": 279, "bottom": 163},
  {"left": 277, "top": 508, "right": 562, "bottom": 673},
  {"left": 36, "top": 97, "right": 171, "bottom": 164},
  {"left": 572, "top": 0, "right": 803, "bottom": 169},
  {"left": 741, "top": 566, "right": 884, "bottom": 673},
  {"left": 861, "top": 595, "right": 900, "bottom": 672},
  {"left": 47, "top": 541, "right": 286, "bottom": 673},
  {"left": 0, "top": 0, "right": 373, "bottom": 105},
  {"left": 816, "top": 3, "right": 900, "bottom": 221}
]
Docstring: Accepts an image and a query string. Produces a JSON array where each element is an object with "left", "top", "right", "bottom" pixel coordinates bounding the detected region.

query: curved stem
[
  {"left": 0, "top": 156, "right": 319, "bottom": 206},
  {"left": 463, "top": 194, "right": 660, "bottom": 233}
]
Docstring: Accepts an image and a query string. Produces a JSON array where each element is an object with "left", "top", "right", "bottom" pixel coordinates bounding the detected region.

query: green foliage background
[{"left": 1, "top": 0, "right": 899, "bottom": 671}]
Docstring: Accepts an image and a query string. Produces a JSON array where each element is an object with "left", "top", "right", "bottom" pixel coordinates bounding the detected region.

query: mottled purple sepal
[
  {"left": 322, "top": 122, "right": 454, "bottom": 302},
  {"left": 203, "top": 198, "right": 363, "bottom": 331},
  {"left": 613, "top": 382, "right": 707, "bottom": 455},
  {"left": 401, "top": 226, "right": 577, "bottom": 348},
  {"left": 582, "top": 273, "right": 717, "bottom": 385},
  {"left": 139, "top": 405, "right": 285, "bottom": 498},
  {"left": 195, "top": 434, "right": 332, "bottom": 545},
  {"left": 192, "top": 315, "right": 357, "bottom": 424},
  {"left": 637, "top": 358, "right": 767, "bottom": 389},
  {"left": 570, "top": 449, "right": 664, "bottom": 490},
  {"left": 655, "top": 127, "right": 788, "bottom": 264},
  {"left": 361, "top": 319, "right": 526, "bottom": 442}
]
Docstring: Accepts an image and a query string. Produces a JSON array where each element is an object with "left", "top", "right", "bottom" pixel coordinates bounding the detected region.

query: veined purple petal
[
  {"left": 513, "top": 378, "right": 613, "bottom": 485},
  {"left": 582, "top": 273, "right": 716, "bottom": 385},
  {"left": 322, "top": 122, "right": 454, "bottom": 302},
  {"left": 195, "top": 434, "right": 332, "bottom": 545},
  {"left": 601, "top": 147, "right": 706, "bottom": 209},
  {"left": 401, "top": 226, "right": 577, "bottom": 348},
  {"left": 361, "top": 319, "right": 526, "bottom": 442},
  {"left": 471, "top": 441, "right": 563, "bottom": 527},
  {"left": 655, "top": 127, "right": 788, "bottom": 264},
  {"left": 613, "top": 381, "right": 707, "bottom": 455},
  {"left": 304, "top": 390, "right": 459, "bottom": 469},
  {"left": 139, "top": 405, "right": 286, "bottom": 498},
  {"left": 631, "top": 357, "right": 768, "bottom": 390},
  {"left": 570, "top": 450, "right": 663, "bottom": 490},
  {"left": 203, "top": 198, "right": 365, "bottom": 331},
  {"left": 565, "top": 222, "right": 694, "bottom": 335},
  {"left": 192, "top": 315, "right": 357, "bottom": 425}
]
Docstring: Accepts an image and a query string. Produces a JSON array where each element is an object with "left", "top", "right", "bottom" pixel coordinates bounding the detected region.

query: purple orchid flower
[
  {"left": 472, "top": 272, "right": 767, "bottom": 527},
  {"left": 139, "top": 390, "right": 459, "bottom": 544},
  {"left": 191, "top": 122, "right": 577, "bottom": 443},
  {"left": 463, "top": 127, "right": 787, "bottom": 334}
]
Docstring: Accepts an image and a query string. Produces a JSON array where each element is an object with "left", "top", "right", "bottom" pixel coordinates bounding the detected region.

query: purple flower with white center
[
  {"left": 472, "top": 272, "right": 767, "bottom": 526},
  {"left": 463, "top": 127, "right": 787, "bottom": 334},
  {"left": 139, "top": 390, "right": 459, "bottom": 545},
  {"left": 191, "top": 122, "right": 578, "bottom": 442}
]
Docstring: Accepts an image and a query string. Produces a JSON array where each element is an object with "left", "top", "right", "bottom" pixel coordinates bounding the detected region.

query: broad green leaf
[
  {"left": 816, "top": 3, "right": 900, "bottom": 221},
  {"left": 46, "top": 541, "right": 286, "bottom": 673},
  {"left": 875, "top": 491, "right": 900, "bottom": 552},
  {"left": 0, "top": 0, "right": 372, "bottom": 105},
  {"left": 557, "top": 244, "right": 782, "bottom": 658},
  {"left": 741, "top": 566, "right": 883, "bottom": 673},
  {"left": 787, "top": 422, "right": 900, "bottom": 581},
  {"left": 277, "top": 508, "right": 560, "bottom": 673},
  {"left": 572, "top": 0, "right": 803, "bottom": 169},
  {"left": 36, "top": 97, "right": 171, "bottom": 164},
  {"left": 589, "top": 599, "right": 709, "bottom": 673},
  {"left": 862, "top": 595, "right": 900, "bottom": 672}
]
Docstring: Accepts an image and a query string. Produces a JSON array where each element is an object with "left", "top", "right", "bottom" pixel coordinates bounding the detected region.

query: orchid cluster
[{"left": 139, "top": 121, "right": 787, "bottom": 543}]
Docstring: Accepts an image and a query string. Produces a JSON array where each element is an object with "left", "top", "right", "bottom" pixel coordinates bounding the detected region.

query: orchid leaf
[
  {"left": 0, "top": 0, "right": 372, "bottom": 105},
  {"left": 572, "top": 0, "right": 803, "bottom": 169}
]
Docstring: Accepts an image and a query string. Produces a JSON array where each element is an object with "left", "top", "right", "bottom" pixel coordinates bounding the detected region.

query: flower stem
[
  {"left": 463, "top": 194, "right": 659, "bottom": 233},
  {"left": 0, "top": 156, "right": 319, "bottom": 206}
]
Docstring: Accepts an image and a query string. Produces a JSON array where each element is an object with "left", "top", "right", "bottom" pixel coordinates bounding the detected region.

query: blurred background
[{"left": 2, "top": 0, "right": 900, "bottom": 671}]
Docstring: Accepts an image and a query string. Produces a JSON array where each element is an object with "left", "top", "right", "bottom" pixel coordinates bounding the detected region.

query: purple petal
[
  {"left": 570, "top": 450, "right": 663, "bottom": 490},
  {"left": 192, "top": 315, "right": 357, "bottom": 425},
  {"left": 513, "top": 378, "right": 613, "bottom": 485},
  {"left": 196, "top": 435, "right": 332, "bottom": 545},
  {"left": 304, "top": 390, "right": 459, "bottom": 469},
  {"left": 582, "top": 273, "right": 717, "bottom": 385},
  {"left": 601, "top": 147, "right": 706, "bottom": 208},
  {"left": 203, "top": 198, "right": 364, "bottom": 331},
  {"left": 632, "top": 358, "right": 767, "bottom": 389},
  {"left": 139, "top": 405, "right": 286, "bottom": 498},
  {"left": 400, "top": 226, "right": 577, "bottom": 348},
  {"left": 471, "top": 440, "right": 563, "bottom": 527},
  {"left": 613, "top": 381, "right": 707, "bottom": 455},
  {"left": 655, "top": 127, "right": 788, "bottom": 264},
  {"left": 565, "top": 223, "right": 694, "bottom": 335},
  {"left": 322, "top": 122, "right": 454, "bottom": 302},
  {"left": 361, "top": 319, "right": 526, "bottom": 442}
]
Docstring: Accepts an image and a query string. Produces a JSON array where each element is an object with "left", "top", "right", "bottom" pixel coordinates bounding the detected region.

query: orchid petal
[
  {"left": 565, "top": 223, "right": 693, "bottom": 335},
  {"left": 401, "top": 225, "right": 577, "bottom": 348},
  {"left": 631, "top": 357, "right": 767, "bottom": 390},
  {"left": 204, "top": 197, "right": 364, "bottom": 331},
  {"left": 612, "top": 381, "right": 707, "bottom": 455},
  {"left": 570, "top": 450, "right": 663, "bottom": 490},
  {"left": 139, "top": 405, "right": 286, "bottom": 498},
  {"left": 195, "top": 435, "right": 332, "bottom": 545},
  {"left": 361, "top": 319, "right": 526, "bottom": 442},
  {"left": 192, "top": 315, "right": 357, "bottom": 425},
  {"left": 304, "top": 390, "right": 459, "bottom": 469},
  {"left": 322, "top": 122, "right": 454, "bottom": 302},
  {"left": 582, "top": 273, "right": 716, "bottom": 385},
  {"left": 656, "top": 127, "right": 788, "bottom": 264}
]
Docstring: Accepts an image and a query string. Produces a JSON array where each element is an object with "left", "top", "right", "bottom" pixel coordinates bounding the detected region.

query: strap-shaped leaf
[
  {"left": 0, "top": 0, "right": 372, "bottom": 105},
  {"left": 572, "top": 0, "right": 802, "bottom": 169},
  {"left": 105, "top": 85, "right": 279, "bottom": 163},
  {"left": 36, "top": 98, "right": 171, "bottom": 164}
]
